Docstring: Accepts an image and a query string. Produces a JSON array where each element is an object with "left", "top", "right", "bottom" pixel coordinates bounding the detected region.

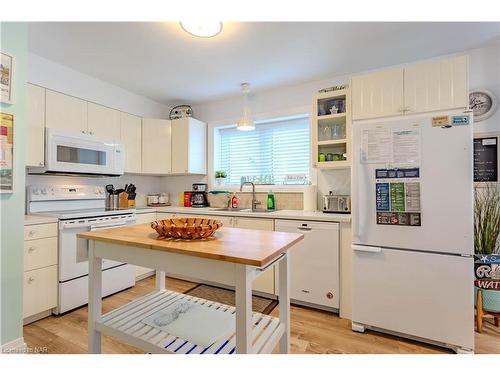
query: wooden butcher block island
[{"left": 78, "top": 223, "right": 303, "bottom": 354}]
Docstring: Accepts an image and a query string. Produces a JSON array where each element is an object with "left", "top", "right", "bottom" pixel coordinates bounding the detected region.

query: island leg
[
  {"left": 278, "top": 253, "right": 290, "bottom": 353},
  {"left": 235, "top": 264, "right": 252, "bottom": 354},
  {"left": 88, "top": 240, "right": 102, "bottom": 353},
  {"left": 155, "top": 271, "right": 166, "bottom": 291}
]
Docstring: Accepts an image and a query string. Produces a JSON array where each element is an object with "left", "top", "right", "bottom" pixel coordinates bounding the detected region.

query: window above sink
[{"left": 213, "top": 115, "right": 311, "bottom": 188}]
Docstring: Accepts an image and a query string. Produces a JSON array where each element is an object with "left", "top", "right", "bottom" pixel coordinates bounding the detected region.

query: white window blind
[{"left": 217, "top": 116, "right": 310, "bottom": 185}]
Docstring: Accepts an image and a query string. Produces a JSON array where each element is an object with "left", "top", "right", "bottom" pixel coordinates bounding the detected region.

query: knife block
[{"left": 119, "top": 192, "right": 136, "bottom": 208}]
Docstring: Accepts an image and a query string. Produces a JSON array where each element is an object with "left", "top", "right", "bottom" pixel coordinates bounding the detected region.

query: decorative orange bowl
[{"left": 151, "top": 217, "right": 223, "bottom": 240}]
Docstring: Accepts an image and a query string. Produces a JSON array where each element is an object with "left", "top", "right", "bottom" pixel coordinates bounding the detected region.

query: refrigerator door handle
[{"left": 352, "top": 244, "right": 382, "bottom": 253}]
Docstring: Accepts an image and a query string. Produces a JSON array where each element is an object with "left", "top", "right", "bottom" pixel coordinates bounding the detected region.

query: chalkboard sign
[{"left": 474, "top": 137, "right": 498, "bottom": 182}]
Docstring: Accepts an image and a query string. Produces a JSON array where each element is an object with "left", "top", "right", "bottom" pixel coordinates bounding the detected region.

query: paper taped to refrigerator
[
  {"left": 361, "top": 126, "right": 421, "bottom": 164},
  {"left": 392, "top": 129, "right": 421, "bottom": 164},
  {"left": 374, "top": 167, "right": 421, "bottom": 226},
  {"left": 361, "top": 127, "right": 392, "bottom": 163}
]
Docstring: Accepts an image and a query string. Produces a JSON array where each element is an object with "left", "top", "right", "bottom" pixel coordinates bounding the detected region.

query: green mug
[{"left": 319, "top": 153, "right": 326, "bottom": 162}]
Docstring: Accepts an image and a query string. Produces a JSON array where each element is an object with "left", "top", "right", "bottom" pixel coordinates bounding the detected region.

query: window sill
[{"left": 210, "top": 184, "right": 316, "bottom": 193}]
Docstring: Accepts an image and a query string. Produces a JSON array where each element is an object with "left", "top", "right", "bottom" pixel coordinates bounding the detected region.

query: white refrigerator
[{"left": 351, "top": 110, "right": 474, "bottom": 353}]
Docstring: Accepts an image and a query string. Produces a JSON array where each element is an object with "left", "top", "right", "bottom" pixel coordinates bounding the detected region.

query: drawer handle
[
  {"left": 28, "top": 246, "right": 36, "bottom": 252},
  {"left": 301, "top": 290, "right": 310, "bottom": 294},
  {"left": 297, "top": 227, "right": 312, "bottom": 231},
  {"left": 28, "top": 277, "right": 35, "bottom": 283}
]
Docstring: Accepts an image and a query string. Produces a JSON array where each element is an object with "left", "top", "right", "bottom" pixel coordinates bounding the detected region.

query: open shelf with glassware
[{"left": 312, "top": 87, "right": 351, "bottom": 169}]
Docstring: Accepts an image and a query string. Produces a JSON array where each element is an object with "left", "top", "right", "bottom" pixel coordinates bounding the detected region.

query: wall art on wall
[
  {"left": 0, "top": 112, "right": 14, "bottom": 193},
  {"left": 1, "top": 52, "right": 14, "bottom": 104}
]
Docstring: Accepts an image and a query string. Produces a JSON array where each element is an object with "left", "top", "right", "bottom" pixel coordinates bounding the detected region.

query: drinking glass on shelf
[
  {"left": 320, "top": 124, "right": 331, "bottom": 141},
  {"left": 331, "top": 124, "right": 340, "bottom": 139}
]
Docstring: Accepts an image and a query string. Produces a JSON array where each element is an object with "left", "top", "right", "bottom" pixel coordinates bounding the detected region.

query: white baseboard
[{"left": 1, "top": 337, "right": 26, "bottom": 354}]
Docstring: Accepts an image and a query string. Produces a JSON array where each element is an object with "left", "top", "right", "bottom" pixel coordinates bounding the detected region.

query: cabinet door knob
[
  {"left": 28, "top": 230, "right": 35, "bottom": 236},
  {"left": 326, "top": 292, "right": 334, "bottom": 299},
  {"left": 28, "top": 277, "right": 35, "bottom": 283},
  {"left": 89, "top": 131, "right": 93, "bottom": 135},
  {"left": 81, "top": 130, "right": 86, "bottom": 134},
  {"left": 397, "top": 107, "right": 404, "bottom": 112},
  {"left": 38, "top": 161, "right": 44, "bottom": 166},
  {"left": 28, "top": 246, "right": 35, "bottom": 252}
]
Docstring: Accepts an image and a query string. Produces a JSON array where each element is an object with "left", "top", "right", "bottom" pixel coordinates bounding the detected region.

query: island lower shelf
[{"left": 97, "top": 289, "right": 284, "bottom": 354}]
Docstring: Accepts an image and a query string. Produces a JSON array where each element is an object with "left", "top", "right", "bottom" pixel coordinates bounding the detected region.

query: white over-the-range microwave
[{"left": 29, "top": 128, "right": 124, "bottom": 176}]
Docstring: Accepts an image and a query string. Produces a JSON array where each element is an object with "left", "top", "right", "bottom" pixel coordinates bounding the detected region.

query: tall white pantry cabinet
[{"left": 352, "top": 55, "right": 468, "bottom": 120}]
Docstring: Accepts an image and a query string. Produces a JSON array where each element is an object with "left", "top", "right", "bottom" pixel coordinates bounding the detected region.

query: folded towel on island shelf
[{"left": 142, "top": 299, "right": 235, "bottom": 348}]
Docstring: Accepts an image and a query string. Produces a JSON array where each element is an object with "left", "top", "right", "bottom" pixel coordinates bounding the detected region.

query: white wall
[
  {"left": 468, "top": 39, "right": 500, "bottom": 134},
  {"left": 28, "top": 53, "right": 171, "bottom": 118},
  {"left": 194, "top": 40, "right": 500, "bottom": 209},
  {"left": 26, "top": 53, "right": 173, "bottom": 204}
]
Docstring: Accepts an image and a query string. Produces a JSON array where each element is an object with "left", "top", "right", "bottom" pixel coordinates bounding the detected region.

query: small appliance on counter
[
  {"left": 190, "top": 183, "right": 209, "bottom": 208},
  {"left": 323, "top": 191, "right": 351, "bottom": 214}
]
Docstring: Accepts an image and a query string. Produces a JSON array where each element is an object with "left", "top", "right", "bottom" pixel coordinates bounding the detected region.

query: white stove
[{"left": 27, "top": 184, "right": 136, "bottom": 314}]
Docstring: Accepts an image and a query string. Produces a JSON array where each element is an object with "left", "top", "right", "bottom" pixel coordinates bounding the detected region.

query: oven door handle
[{"left": 90, "top": 221, "right": 130, "bottom": 231}]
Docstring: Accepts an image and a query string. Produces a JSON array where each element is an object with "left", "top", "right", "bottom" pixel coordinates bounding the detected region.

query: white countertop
[
  {"left": 135, "top": 206, "right": 351, "bottom": 223},
  {"left": 24, "top": 214, "right": 59, "bottom": 226}
]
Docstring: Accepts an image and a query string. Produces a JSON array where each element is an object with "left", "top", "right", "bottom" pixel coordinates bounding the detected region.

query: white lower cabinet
[
  {"left": 134, "top": 212, "right": 158, "bottom": 279},
  {"left": 275, "top": 219, "right": 340, "bottom": 309},
  {"left": 23, "top": 222, "right": 58, "bottom": 320},
  {"left": 233, "top": 217, "right": 275, "bottom": 295}
]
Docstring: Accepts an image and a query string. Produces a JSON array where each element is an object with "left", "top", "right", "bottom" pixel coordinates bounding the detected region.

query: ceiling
[{"left": 28, "top": 22, "right": 500, "bottom": 105}]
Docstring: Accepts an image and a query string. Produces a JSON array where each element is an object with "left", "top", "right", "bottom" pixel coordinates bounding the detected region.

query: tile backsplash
[{"left": 209, "top": 192, "right": 304, "bottom": 210}]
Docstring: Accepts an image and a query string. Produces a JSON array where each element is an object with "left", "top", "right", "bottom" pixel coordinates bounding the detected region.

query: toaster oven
[{"left": 323, "top": 193, "right": 351, "bottom": 214}]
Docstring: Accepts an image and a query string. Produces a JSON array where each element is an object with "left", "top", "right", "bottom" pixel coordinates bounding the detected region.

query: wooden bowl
[{"left": 151, "top": 217, "right": 223, "bottom": 240}]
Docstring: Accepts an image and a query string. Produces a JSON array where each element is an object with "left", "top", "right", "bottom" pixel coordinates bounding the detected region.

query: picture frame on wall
[
  {"left": 1, "top": 52, "right": 15, "bottom": 104},
  {"left": 0, "top": 112, "right": 14, "bottom": 193}
]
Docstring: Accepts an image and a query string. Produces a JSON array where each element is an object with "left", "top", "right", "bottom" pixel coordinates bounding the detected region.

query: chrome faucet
[{"left": 240, "top": 182, "right": 261, "bottom": 211}]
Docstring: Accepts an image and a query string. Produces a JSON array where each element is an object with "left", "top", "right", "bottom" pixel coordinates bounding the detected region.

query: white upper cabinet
[
  {"left": 45, "top": 90, "right": 88, "bottom": 134},
  {"left": 87, "top": 102, "right": 121, "bottom": 141},
  {"left": 26, "top": 84, "right": 46, "bottom": 167},
  {"left": 120, "top": 112, "right": 142, "bottom": 174},
  {"left": 404, "top": 55, "right": 468, "bottom": 114},
  {"left": 171, "top": 117, "right": 207, "bottom": 175},
  {"left": 141, "top": 118, "right": 171, "bottom": 175},
  {"left": 352, "top": 56, "right": 468, "bottom": 120},
  {"left": 352, "top": 67, "right": 404, "bottom": 120}
]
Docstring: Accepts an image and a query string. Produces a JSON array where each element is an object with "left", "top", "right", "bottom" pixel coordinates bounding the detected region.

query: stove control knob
[
  {"left": 32, "top": 188, "right": 40, "bottom": 195},
  {"left": 94, "top": 187, "right": 100, "bottom": 194},
  {"left": 98, "top": 187, "right": 105, "bottom": 194},
  {"left": 41, "top": 188, "right": 48, "bottom": 195}
]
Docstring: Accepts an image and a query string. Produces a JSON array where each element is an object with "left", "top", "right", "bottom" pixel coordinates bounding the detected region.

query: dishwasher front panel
[{"left": 275, "top": 220, "right": 340, "bottom": 309}]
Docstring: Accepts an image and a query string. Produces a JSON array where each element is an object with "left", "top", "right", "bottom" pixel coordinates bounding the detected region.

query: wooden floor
[{"left": 23, "top": 276, "right": 500, "bottom": 354}]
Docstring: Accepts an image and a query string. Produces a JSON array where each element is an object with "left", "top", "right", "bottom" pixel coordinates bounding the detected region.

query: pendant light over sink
[{"left": 237, "top": 83, "right": 255, "bottom": 131}]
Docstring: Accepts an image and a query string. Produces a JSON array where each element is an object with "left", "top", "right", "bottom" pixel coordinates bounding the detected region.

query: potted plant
[
  {"left": 215, "top": 171, "right": 227, "bottom": 187},
  {"left": 474, "top": 183, "right": 500, "bottom": 332}
]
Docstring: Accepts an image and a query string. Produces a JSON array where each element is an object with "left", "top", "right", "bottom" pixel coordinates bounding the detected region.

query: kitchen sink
[
  {"left": 211, "top": 207, "right": 277, "bottom": 213},
  {"left": 211, "top": 207, "right": 247, "bottom": 212}
]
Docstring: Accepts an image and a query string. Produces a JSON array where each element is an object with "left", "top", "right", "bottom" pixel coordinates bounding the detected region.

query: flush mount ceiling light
[
  {"left": 237, "top": 83, "right": 255, "bottom": 131},
  {"left": 180, "top": 21, "right": 223, "bottom": 38}
]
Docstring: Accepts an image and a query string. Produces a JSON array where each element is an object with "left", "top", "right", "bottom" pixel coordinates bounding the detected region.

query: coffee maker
[{"left": 191, "top": 183, "right": 209, "bottom": 208}]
